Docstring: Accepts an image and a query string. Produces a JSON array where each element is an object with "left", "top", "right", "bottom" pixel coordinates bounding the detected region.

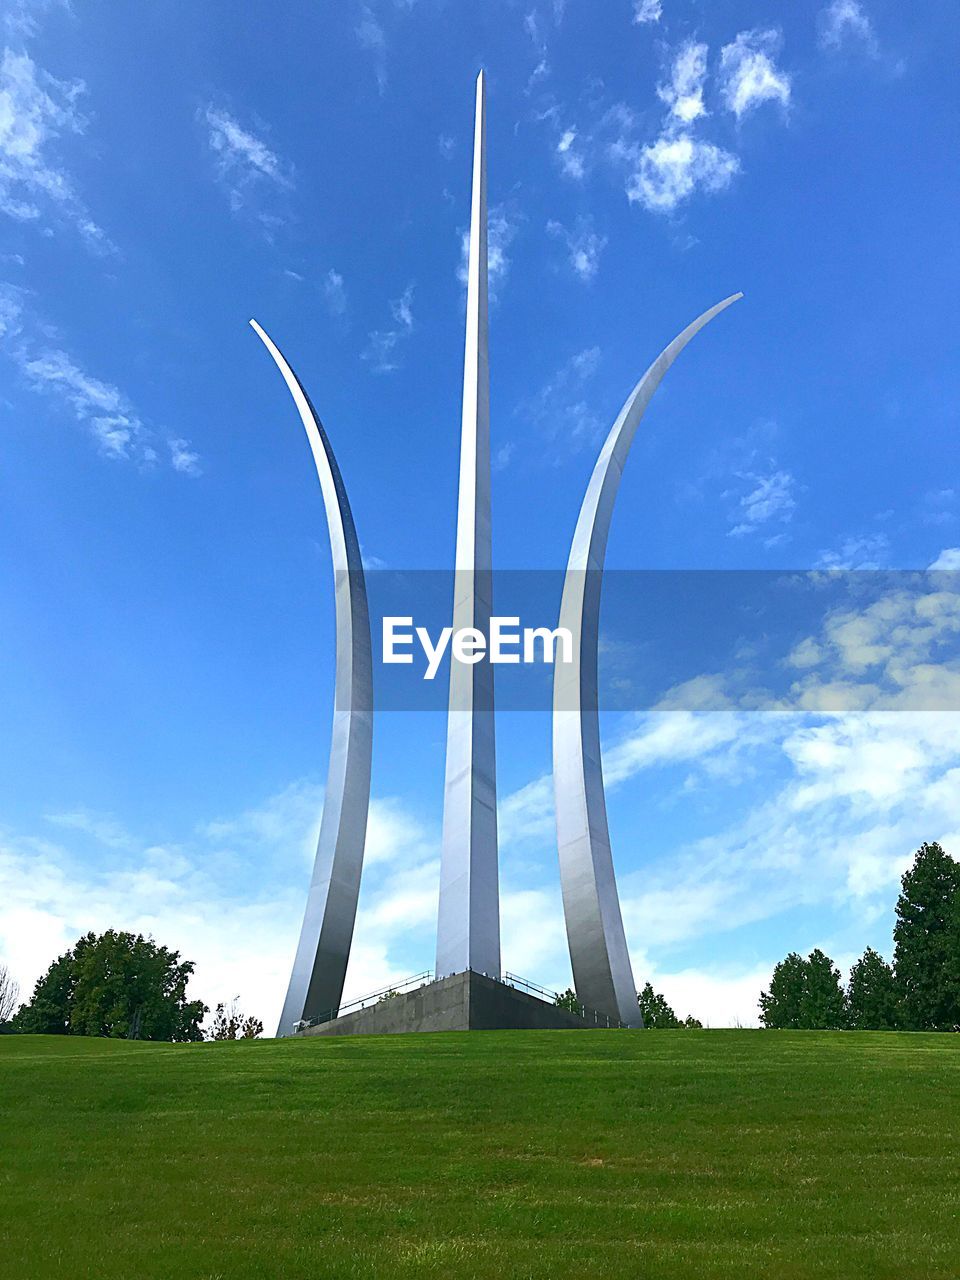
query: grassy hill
[{"left": 1, "top": 1029, "right": 958, "bottom": 1278}]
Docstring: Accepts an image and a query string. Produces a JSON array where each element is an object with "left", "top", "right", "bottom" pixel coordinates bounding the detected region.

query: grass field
[{"left": 1, "top": 1029, "right": 958, "bottom": 1279}]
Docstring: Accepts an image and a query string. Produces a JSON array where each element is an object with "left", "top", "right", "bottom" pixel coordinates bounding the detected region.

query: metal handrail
[
  {"left": 299, "top": 966, "right": 625, "bottom": 1031},
  {"left": 502, "top": 970, "right": 625, "bottom": 1029},
  {"left": 303, "top": 970, "right": 434, "bottom": 1029}
]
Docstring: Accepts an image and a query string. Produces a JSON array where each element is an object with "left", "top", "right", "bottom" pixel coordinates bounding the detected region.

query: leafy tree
[
  {"left": 13, "top": 930, "right": 206, "bottom": 1041},
  {"left": 554, "top": 988, "right": 583, "bottom": 1015},
  {"left": 0, "top": 962, "right": 19, "bottom": 1025},
  {"left": 637, "top": 982, "right": 699, "bottom": 1028},
  {"left": 208, "top": 998, "right": 263, "bottom": 1040},
  {"left": 759, "top": 950, "right": 847, "bottom": 1029},
  {"left": 804, "top": 949, "right": 848, "bottom": 1030},
  {"left": 847, "top": 947, "right": 900, "bottom": 1030},
  {"left": 893, "top": 842, "right": 960, "bottom": 1031},
  {"left": 682, "top": 1014, "right": 704, "bottom": 1029},
  {"left": 759, "top": 952, "right": 807, "bottom": 1029}
]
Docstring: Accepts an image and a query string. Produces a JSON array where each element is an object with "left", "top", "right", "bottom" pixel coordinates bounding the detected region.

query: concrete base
[{"left": 298, "top": 971, "right": 617, "bottom": 1037}]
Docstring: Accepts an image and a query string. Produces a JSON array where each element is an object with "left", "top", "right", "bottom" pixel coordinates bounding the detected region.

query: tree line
[
  {"left": 760, "top": 841, "right": 960, "bottom": 1031},
  {"left": 555, "top": 982, "right": 703, "bottom": 1027},
  {"left": 1, "top": 930, "right": 262, "bottom": 1041}
]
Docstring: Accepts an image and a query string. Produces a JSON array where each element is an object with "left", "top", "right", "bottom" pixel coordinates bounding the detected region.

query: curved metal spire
[
  {"left": 552, "top": 294, "right": 742, "bottom": 1027},
  {"left": 250, "top": 319, "right": 373, "bottom": 1037}
]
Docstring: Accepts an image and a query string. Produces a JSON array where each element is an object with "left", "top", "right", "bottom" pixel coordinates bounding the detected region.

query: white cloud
[
  {"left": 626, "top": 134, "right": 739, "bottom": 213},
  {"left": 523, "top": 9, "right": 550, "bottom": 92},
  {"left": 818, "top": 0, "right": 877, "bottom": 54},
  {"left": 719, "top": 29, "right": 791, "bottom": 119},
  {"left": 492, "top": 441, "right": 515, "bottom": 472},
  {"left": 0, "top": 48, "right": 110, "bottom": 248},
  {"left": 728, "top": 469, "right": 796, "bottom": 538},
  {"left": 437, "top": 133, "right": 454, "bottom": 159},
  {"left": 0, "top": 288, "right": 199, "bottom": 471},
  {"left": 168, "top": 437, "right": 201, "bottom": 477},
  {"left": 362, "top": 283, "right": 415, "bottom": 373},
  {"left": 458, "top": 204, "right": 520, "bottom": 302},
  {"left": 3, "top": 0, "right": 68, "bottom": 39},
  {"left": 816, "top": 532, "right": 889, "bottom": 570},
  {"left": 930, "top": 549, "right": 960, "bottom": 571},
  {"left": 520, "top": 345, "right": 603, "bottom": 451},
  {"left": 202, "top": 105, "right": 292, "bottom": 218},
  {"left": 360, "top": 546, "right": 387, "bottom": 570},
  {"left": 322, "top": 268, "right": 347, "bottom": 317},
  {"left": 658, "top": 40, "right": 709, "bottom": 124},
  {"left": 356, "top": 5, "right": 387, "bottom": 93},
  {"left": 633, "top": 0, "right": 662, "bottom": 24},
  {"left": 547, "top": 215, "right": 607, "bottom": 282},
  {"left": 556, "top": 126, "right": 585, "bottom": 180},
  {"left": 499, "top": 775, "right": 555, "bottom": 848},
  {"left": 46, "top": 810, "right": 134, "bottom": 849},
  {"left": 0, "top": 779, "right": 448, "bottom": 1031},
  {"left": 646, "top": 964, "right": 772, "bottom": 1028}
]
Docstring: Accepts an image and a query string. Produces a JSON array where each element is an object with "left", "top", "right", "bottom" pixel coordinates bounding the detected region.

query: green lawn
[{"left": 1, "top": 1029, "right": 958, "bottom": 1279}]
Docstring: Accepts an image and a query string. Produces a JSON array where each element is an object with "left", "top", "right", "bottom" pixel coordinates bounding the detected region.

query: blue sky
[{"left": 1, "top": 0, "right": 958, "bottom": 1027}]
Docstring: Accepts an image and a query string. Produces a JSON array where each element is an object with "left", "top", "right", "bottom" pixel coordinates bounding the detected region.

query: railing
[
  {"left": 502, "top": 971, "right": 626, "bottom": 1029},
  {"left": 297, "top": 966, "right": 625, "bottom": 1032},
  {"left": 301, "top": 970, "right": 434, "bottom": 1030}
]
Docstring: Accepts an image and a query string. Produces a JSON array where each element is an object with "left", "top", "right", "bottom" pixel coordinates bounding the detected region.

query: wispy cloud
[
  {"left": 2, "top": 0, "right": 68, "bottom": 40},
  {"left": 323, "top": 268, "right": 347, "bottom": 317},
  {"left": 519, "top": 345, "right": 603, "bottom": 453},
  {"left": 0, "top": 284, "right": 200, "bottom": 472},
  {"left": 492, "top": 441, "right": 515, "bottom": 472},
  {"left": 816, "top": 532, "right": 889, "bottom": 570},
  {"left": 2, "top": 780, "right": 444, "bottom": 1031},
  {"left": 718, "top": 29, "right": 792, "bottom": 119},
  {"left": 625, "top": 134, "right": 739, "bottom": 213},
  {"left": 547, "top": 215, "right": 607, "bottom": 282},
  {"left": 603, "top": 27, "right": 791, "bottom": 214},
  {"left": 555, "top": 126, "right": 586, "bottom": 180},
  {"left": 818, "top": 0, "right": 878, "bottom": 55},
  {"left": 356, "top": 4, "right": 387, "bottom": 94},
  {"left": 728, "top": 469, "right": 796, "bottom": 538},
  {"left": 46, "top": 810, "right": 135, "bottom": 850},
  {"left": 0, "top": 48, "right": 112, "bottom": 249},
  {"left": 658, "top": 39, "right": 709, "bottom": 123},
  {"left": 607, "top": 40, "right": 741, "bottom": 214},
  {"left": 168, "top": 437, "right": 201, "bottom": 477},
  {"left": 633, "top": 0, "right": 662, "bottom": 23},
  {"left": 202, "top": 105, "right": 293, "bottom": 224},
  {"left": 361, "top": 283, "right": 415, "bottom": 374},
  {"left": 523, "top": 9, "right": 550, "bottom": 92},
  {"left": 458, "top": 203, "right": 521, "bottom": 302}
]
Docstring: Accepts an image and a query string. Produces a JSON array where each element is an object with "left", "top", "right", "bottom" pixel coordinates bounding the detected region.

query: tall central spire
[{"left": 435, "top": 70, "right": 501, "bottom": 979}]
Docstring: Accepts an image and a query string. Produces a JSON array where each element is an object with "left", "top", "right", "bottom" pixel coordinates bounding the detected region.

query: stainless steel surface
[
  {"left": 250, "top": 320, "right": 374, "bottom": 1038},
  {"left": 553, "top": 294, "right": 742, "bottom": 1027},
  {"left": 435, "top": 71, "right": 501, "bottom": 979}
]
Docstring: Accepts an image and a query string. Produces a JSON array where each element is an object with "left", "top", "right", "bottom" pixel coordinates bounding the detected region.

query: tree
[
  {"left": 554, "top": 988, "right": 583, "bottom": 1015},
  {"left": 208, "top": 998, "right": 263, "bottom": 1040},
  {"left": 847, "top": 947, "right": 900, "bottom": 1030},
  {"left": 759, "top": 950, "right": 847, "bottom": 1030},
  {"left": 804, "top": 949, "right": 848, "bottom": 1030},
  {"left": 637, "top": 983, "right": 685, "bottom": 1028},
  {"left": 13, "top": 930, "right": 207, "bottom": 1041},
  {"left": 0, "top": 963, "right": 19, "bottom": 1025},
  {"left": 893, "top": 842, "right": 960, "bottom": 1031},
  {"left": 759, "top": 952, "right": 807, "bottom": 1029}
]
